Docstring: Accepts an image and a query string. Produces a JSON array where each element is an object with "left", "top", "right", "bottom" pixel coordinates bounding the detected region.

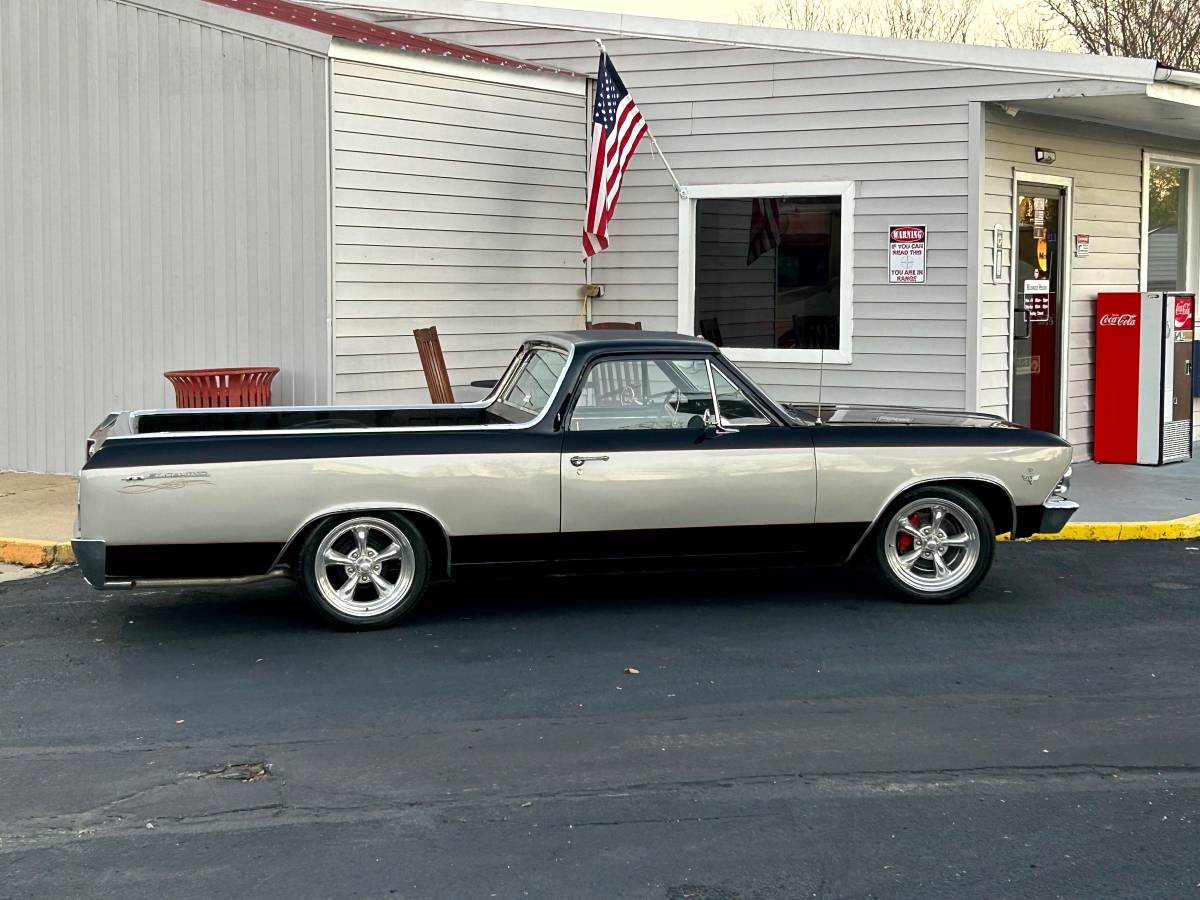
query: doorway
[{"left": 1012, "top": 182, "right": 1067, "bottom": 434}]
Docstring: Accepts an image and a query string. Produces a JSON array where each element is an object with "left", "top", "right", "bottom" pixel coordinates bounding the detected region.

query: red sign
[
  {"left": 1174, "top": 296, "right": 1194, "bottom": 332},
  {"left": 1099, "top": 313, "right": 1138, "bottom": 327},
  {"left": 888, "top": 224, "right": 927, "bottom": 284}
]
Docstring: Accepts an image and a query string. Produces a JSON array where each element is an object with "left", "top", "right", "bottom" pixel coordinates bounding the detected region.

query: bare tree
[
  {"left": 994, "top": 2, "right": 1065, "bottom": 51},
  {"left": 740, "top": 0, "right": 983, "bottom": 44},
  {"left": 1042, "top": 0, "right": 1200, "bottom": 70}
]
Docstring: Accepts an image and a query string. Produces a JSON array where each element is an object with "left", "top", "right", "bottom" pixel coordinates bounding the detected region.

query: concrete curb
[
  {"left": 1001, "top": 513, "right": 1200, "bottom": 542},
  {"left": 0, "top": 538, "right": 75, "bottom": 568}
]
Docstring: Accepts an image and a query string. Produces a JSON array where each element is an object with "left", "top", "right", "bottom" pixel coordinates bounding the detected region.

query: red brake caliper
[{"left": 897, "top": 513, "right": 921, "bottom": 552}]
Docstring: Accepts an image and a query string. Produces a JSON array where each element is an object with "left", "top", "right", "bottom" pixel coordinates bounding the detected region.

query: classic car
[{"left": 74, "top": 331, "right": 1077, "bottom": 628}]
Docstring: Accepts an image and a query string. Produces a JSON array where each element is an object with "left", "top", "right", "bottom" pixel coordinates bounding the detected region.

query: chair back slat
[{"left": 413, "top": 326, "right": 455, "bottom": 404}]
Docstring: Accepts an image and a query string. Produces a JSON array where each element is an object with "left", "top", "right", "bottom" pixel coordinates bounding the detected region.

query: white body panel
[
  {"left": 79, "top": 452, "right": 560, "bottom": 545},
  {"left": 815, "top": 443, "right": 1070, "bottom": 523},
  {"left": 561, "top": 446, "right": 817, "bottom": 533}
]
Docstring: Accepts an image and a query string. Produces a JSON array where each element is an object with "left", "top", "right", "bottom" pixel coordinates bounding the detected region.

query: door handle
[
  {"left": 1015, "top": 307, "right": 1031, "bottom": 340},
  {"left": 569, "top": 455, "right": 609, "bottom": 467}
]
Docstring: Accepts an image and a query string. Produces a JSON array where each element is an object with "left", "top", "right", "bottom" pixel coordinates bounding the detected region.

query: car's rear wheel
[
  {"left": 874, "top": 486, "right": 994, "bottom": 603},
  {"left": 299, "top": 514, "right": 430, "bottom": 629}
]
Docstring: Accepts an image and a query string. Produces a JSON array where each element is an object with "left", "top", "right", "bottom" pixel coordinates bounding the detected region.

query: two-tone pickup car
[{"left": 75, "top": 331, "right": 1077, "bottom": 628}]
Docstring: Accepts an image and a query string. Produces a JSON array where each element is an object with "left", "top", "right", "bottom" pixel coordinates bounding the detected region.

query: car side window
[
  {"left": 570, "top": 357, "right": 716, "bottom": 431},
  {"left": 711, "top": 366, "right": 772, "bottom": 427}
]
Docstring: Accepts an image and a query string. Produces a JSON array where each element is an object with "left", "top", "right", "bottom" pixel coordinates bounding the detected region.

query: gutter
[{"left": 1155, "top": 66, "right": 1200, "bottom": 88}]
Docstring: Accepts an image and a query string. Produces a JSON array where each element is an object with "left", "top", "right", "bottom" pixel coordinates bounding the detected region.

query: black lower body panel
[
  {"left": 104, "top": 543, "right": 285, "bottom": 579},
  {"left": 451, "top": 523, "right": 869, "bottom": 573}
]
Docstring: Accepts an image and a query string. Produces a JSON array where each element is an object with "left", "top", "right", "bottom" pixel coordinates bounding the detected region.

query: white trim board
[
  {"left": 330, "top": 38, "right": 586, "bottom": 94},
  {"left": 676, "top": 180, "right": 855, "bottom": 366},
  {"left": 1140, "top": 150, "right": 1200, "bottom": 295}
]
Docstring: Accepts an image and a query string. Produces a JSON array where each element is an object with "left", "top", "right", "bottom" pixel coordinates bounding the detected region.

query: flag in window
[
  {"left": 583, "top": 53, "right": 648, "bottom": 258},
  {"left": 747, "top": 197, "right": 782, "bottom": 265}
]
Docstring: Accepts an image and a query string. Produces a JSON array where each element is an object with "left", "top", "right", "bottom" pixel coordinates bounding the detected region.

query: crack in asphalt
[{"left": 3, "top": 761, "right": 1197, "bottom": 854}]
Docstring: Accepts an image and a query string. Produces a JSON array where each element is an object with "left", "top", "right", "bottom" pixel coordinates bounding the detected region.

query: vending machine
[{"left": 1094, "top": 292, "right": 1195, "bottom": 464}]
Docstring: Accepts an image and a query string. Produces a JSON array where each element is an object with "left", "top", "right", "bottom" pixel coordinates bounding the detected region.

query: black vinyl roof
[{"left": 531, "top": 331, "right": 715, "bottom": 353}]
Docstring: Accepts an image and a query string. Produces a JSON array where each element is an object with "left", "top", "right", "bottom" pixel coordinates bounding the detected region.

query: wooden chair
[
  {"left": 413, "top": 326, "right": 455, "bottom": 404},
  {"left": 586, "top": 321, "right": 642, "bottom": 330}
]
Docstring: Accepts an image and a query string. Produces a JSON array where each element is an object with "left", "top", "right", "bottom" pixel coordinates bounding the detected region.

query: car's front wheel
[
  {"left": 874, "top": 486, "right": 995, "bottom": 603},
  {"left": 299, "top": 514, "right": 430, "bottom": 629}
]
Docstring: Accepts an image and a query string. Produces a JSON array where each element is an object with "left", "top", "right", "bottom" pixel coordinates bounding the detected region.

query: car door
[{"left": 558, "top": 354, "right": 817, "bottom": 565}]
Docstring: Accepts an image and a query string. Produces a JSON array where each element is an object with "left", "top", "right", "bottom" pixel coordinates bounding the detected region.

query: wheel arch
[
  {"left": 274, "top": 505, "right": 452, "bottom": 578},
  {"left": 847, "top": 476, "right": 1015, "bottom": 561}
]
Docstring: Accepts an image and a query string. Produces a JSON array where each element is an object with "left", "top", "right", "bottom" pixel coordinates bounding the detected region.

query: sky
[
  {"left": 500, "top": 0, "right": 750, "bottom": 20},
  {"left": 455, "top": 0, "right": 1071, "bottom": 50}
]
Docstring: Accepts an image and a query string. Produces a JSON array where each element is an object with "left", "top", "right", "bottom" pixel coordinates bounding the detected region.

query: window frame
[
  {"left": 677, "top": 181, "right": 856, "bottom": 365},
  {"left": 1141, "top": 151, "right": 1200, "bottom": 296},
  {"left": 565, "top": 353, "right": 782, "bottom": 433}
]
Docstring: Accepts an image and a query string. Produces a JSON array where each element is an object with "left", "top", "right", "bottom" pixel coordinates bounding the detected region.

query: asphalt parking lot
[{"left": 1, "top": 541, "right": 1198, "bottom": 899}]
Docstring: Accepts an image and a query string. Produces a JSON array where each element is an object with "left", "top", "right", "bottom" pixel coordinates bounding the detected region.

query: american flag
[
  {"left": 583, "top": 53, "right": 648, "bottom": 258},
  {"left": 746, "top": 197, "right": 782, "bottom": 265}
]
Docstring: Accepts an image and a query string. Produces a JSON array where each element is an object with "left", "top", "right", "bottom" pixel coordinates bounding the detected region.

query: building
[{"left": 2, "top": 0, "right": 1198, "bottom": 473}]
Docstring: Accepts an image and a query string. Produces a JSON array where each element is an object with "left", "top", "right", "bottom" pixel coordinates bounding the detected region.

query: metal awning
[{"left": 1006, "top": 80, "right": 1200, "bottom": 142}]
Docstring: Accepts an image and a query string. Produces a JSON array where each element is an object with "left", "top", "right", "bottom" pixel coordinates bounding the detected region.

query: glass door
[{"left": 1012, "top": 185, "right": 1065, "bottom": 434}]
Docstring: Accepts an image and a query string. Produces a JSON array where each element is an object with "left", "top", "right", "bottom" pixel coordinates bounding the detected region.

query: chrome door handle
[{"left": 569, "top": 455, "right": 609, "bottom": 467}]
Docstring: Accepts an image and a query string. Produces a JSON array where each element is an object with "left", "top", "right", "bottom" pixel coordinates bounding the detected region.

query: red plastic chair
[{"left": 164, "top": 367, "right": 279, "bottom": 408}]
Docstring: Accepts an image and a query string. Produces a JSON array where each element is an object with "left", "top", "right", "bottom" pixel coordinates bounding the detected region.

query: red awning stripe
[{"left": 202, "top": 0, "right": 586, "bottom": 78}]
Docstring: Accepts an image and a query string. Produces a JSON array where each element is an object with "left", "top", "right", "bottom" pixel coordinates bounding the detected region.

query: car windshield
[{"left": 493, "top": 346, "right": 568, "bottom": 421}]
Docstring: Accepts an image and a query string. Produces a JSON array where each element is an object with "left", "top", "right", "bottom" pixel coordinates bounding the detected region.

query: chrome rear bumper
[{"left": 71, "top": 539, "right": 118, "bottom": 588}]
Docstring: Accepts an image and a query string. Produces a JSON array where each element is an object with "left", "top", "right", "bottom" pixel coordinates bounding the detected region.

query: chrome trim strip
[
  {"left": 101, "top": 568, "right": 292, "bottom": 590},
  {"left": 115, "top": 342, "right": 575, "bottom": 443},
  {"left": 843, "top": 474, "right": 1016, "bottom": 562}
]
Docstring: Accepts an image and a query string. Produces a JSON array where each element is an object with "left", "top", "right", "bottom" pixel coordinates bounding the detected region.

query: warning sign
[{"left": 889, "top": 224, "right": 927, "bottom": 284}]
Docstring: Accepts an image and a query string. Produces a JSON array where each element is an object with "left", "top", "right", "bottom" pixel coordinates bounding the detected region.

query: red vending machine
[{"left": 1094, "top": 292, "right": 1195, "bottom": 464}]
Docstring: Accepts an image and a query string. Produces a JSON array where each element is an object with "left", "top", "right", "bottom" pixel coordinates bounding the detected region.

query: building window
[
  {"left": 679, "top": 182, "right": 854, "bottom": 364},
  {"left": 1147, "top": 162, "right": 1191, "bottom": 292}
]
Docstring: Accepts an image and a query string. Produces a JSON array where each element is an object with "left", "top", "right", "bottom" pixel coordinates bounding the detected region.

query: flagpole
[{"left": 594, "top": 38, "right": 683, "bottom": 196}]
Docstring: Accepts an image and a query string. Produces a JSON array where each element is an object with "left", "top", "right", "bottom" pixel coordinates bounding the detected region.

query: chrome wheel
[
  {"left": 883, "top": 497, "right": 981, "bottom": 593},
  {"left": 313, "top": 517, "right": 416, "bottom": 618}
]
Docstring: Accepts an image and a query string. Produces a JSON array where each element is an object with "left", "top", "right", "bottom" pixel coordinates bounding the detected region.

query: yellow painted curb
[
  {"left": 1000, "top": 513, "right": 1200, "bottom": 542},
  {"left": 0, "top": 538, "right": 75, "bottom": 568}
]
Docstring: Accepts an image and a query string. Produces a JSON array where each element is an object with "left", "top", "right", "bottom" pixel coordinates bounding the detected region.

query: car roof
[{"left": 529, "top": 330, "right": 715, "bottom": 353}]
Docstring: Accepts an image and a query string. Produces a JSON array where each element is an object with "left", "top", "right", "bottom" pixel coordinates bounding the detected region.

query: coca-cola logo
[{"left": 1099, "top": 313, "right": 1137, "bottom": 326}]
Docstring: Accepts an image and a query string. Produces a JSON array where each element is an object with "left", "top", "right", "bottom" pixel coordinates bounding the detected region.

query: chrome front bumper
[
  {"left": 1039, "top": 497, "right": 1079, "bottom": 534},
  {"left": 1012, "top": 497, "right": 1079, "bottom": 538}
]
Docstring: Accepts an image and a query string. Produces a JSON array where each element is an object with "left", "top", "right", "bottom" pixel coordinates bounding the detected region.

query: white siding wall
[
  {"left": 392, "top": 20, "right": 1135, "bottom": 411},
  {"left": 983, "top": 109, "right": 1200, "bottom": 458},
  {"left": 0, "top": 0, "right": 330, "bottom": 474},
  {"left": 330, "top": 53, "right": 586, "bottom": 403}
]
